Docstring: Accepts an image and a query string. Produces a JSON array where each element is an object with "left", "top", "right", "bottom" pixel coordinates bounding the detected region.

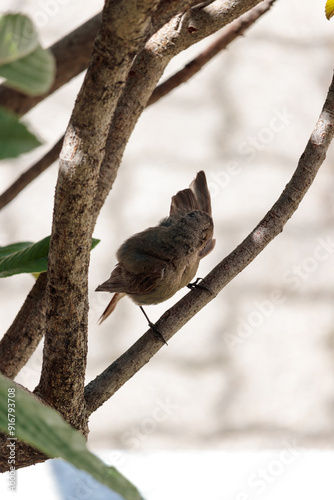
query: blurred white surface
[{"left": 1, "top": 451, "right": 334, "bottom": 500}]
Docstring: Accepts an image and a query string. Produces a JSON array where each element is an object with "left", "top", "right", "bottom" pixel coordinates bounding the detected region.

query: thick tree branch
[
  {"left": 94, "top": 0, "right": 267, "bottom": 221},
  {"left": 153, "top": 0, "right": 204, "bottom": 28},
  {"left": 149, "top": 0, "right": 276, "bottom": 105},
  {"left": 85, "top": 70, "right": 334, "bottom": 415},
  {"left": 34, "top": 0, "right": 162, "bottom": 431},
  {"left": 0, "top": 274, "right": 47, "bottom": 379},
  {"left": 0, "top": 14, "right": 102, "bottom": 116}
]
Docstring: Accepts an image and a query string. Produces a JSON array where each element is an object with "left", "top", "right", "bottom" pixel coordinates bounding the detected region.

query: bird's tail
[
  {"left": 169, "top": 170, "right": 212, "bottom": 217},
  {"left": 98, "top": 292, "right": 126, "bottom": 324}
]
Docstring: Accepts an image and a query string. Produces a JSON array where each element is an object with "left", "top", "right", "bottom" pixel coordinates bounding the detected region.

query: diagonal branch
[
  {"left": 94, "top": 0, "right": 268, "bottom": 221},
  {"left": 0, "top": 1, "right": 271, "bottom": 212},
  {"left": 148, "top": 0, "right": 276, "bottom": 105},
  {"left": 0, "top": 274, "right": 47, "bottom": 379},
  {"left": 85, "top": 70, "right": 334, "bottom": 415},
  {"left": 0, "top": 2, "right": 203, "bottom": 116},
  {"left": 0, "top": 138, "right": 63, "bottom": 210}
]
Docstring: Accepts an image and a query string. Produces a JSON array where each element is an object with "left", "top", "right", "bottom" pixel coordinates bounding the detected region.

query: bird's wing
[{"left": 96, "top": 263, "right": 165, "bottom": 295}]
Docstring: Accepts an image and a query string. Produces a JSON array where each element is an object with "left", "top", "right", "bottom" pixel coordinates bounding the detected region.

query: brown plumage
[{"left": 96, "top": 171, "right": 215, "bottom": 323}]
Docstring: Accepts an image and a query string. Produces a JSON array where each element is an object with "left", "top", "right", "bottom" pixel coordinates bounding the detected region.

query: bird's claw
[{"left": 187, "top": 277, "right": 214, "bottom": 295}]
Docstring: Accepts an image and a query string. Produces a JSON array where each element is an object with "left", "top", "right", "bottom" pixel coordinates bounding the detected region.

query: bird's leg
[
  {"left": 187, "top": 277, "right": 214, "bottom": 295},
  {"left": 139, "top": 306, "right": 168, "bottom": 345}
]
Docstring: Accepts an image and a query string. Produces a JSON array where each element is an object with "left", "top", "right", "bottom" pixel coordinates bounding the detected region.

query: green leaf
[
  {"left": 0, "top": 236, "right": 50, "bottom": 277},
  {"left": 91, "top": 238, "right": 101, "bottom": 250},
  {"left": 0, "top": 45, "right": 56, "bottom": 96},
  {"left": 326, "top": 0, "right": 334, "bottom": 19},
  {"left": 0, "top": 14, "right": 39, "bottom": 64},
  {"left": 0, "top": 241, "right": 33, "bottom": 257},
  {"left": 0, "top": 236, "right": 100, "bottom": 278},
  {"left": 0, "top": 107, "right": 41, "bottom": 159},
  {"left": 0, "top": 374, "right": 144, "bottom": 500}
]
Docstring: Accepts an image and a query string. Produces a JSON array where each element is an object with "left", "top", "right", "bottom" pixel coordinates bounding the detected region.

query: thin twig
[
  {"left": 85, "top": 70, "right": 334, "bottom": 415},
  {"left": 0, "top": 138, "right": 63, "bottom": 210}
]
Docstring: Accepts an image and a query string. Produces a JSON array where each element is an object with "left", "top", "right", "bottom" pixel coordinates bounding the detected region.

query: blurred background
[{"left": 1, "top": 0, "right": 334, "bottom": 461}]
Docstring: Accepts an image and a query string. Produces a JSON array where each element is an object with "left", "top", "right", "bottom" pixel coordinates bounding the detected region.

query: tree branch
[
  {"left": 85, "top": 70, "right": 334, "bottom": 415},
  {"left": 34, "top": 0, "right": 162, "bottom": 431},
  {"left": 94, "top": 0, "right": 267, "bottom": 221},
  {"left": 0, "top": 274, "right": 47, "bottom": 379},
  {"left": 0, "top": 14, "right": 102, "bottom": 116},
  {"left": 0, "top": 138, "right": 63, "bottom": 210},
  {"left": 153, "top": 0, "right": 204, "bottom": 29},
  {"left": 0, "top": 2, "right": 205, "bottom": 116},
  {"left": 0, "top": 1, "right": 269, "bottom": 211},
  {"left": 148, "top": 0, "right": 276, "bottom": 105}
]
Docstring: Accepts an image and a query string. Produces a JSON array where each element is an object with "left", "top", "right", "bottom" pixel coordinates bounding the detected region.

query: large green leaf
[
  {"left": 0, "top": 107, "right": 41, "bottom": 159},
  {"left": 0, "top": 374, "right": 144, "bottom": 500},
  {"left": 0, "top": 241, "right": 33, "bottom": 257},
  {"left": 0, "top": 45, "right": 55, "bottom": 96},
  {"left": 0, "top": 14, "right": 39, "bottom": 64},
  {"left": 0, "top": 236, "right": 100, "bottom": 278}
]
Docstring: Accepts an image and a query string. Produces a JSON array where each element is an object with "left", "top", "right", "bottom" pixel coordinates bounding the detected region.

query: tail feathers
[
  {"left": 170, "top": 170, "right": 212, "bottom": 217},
  {"left": 189, "top": 170, "right": 212, "bottom": 216},
  {"left": 98, "top": 292, "right": 126, "bottom": 324},
  {"left": 170, "top": 189, "right": 197, "bottom": 216}
]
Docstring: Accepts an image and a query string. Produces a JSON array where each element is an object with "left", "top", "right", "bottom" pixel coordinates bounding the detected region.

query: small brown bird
[{"left": 96, "top": 171, "right": 215, "bottom": 324}]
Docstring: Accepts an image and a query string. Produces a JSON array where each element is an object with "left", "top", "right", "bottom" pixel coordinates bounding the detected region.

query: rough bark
[
  {"left": 0, "top": 274, "right": 47, "bottom": 379},
  {"left": 34, "top": 0, "right": 162, "bottom": 433}
]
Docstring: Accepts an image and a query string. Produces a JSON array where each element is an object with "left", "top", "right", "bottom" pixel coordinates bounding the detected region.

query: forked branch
[{"left": 0, "top": 0, "right": 273, "bottom": 212}]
